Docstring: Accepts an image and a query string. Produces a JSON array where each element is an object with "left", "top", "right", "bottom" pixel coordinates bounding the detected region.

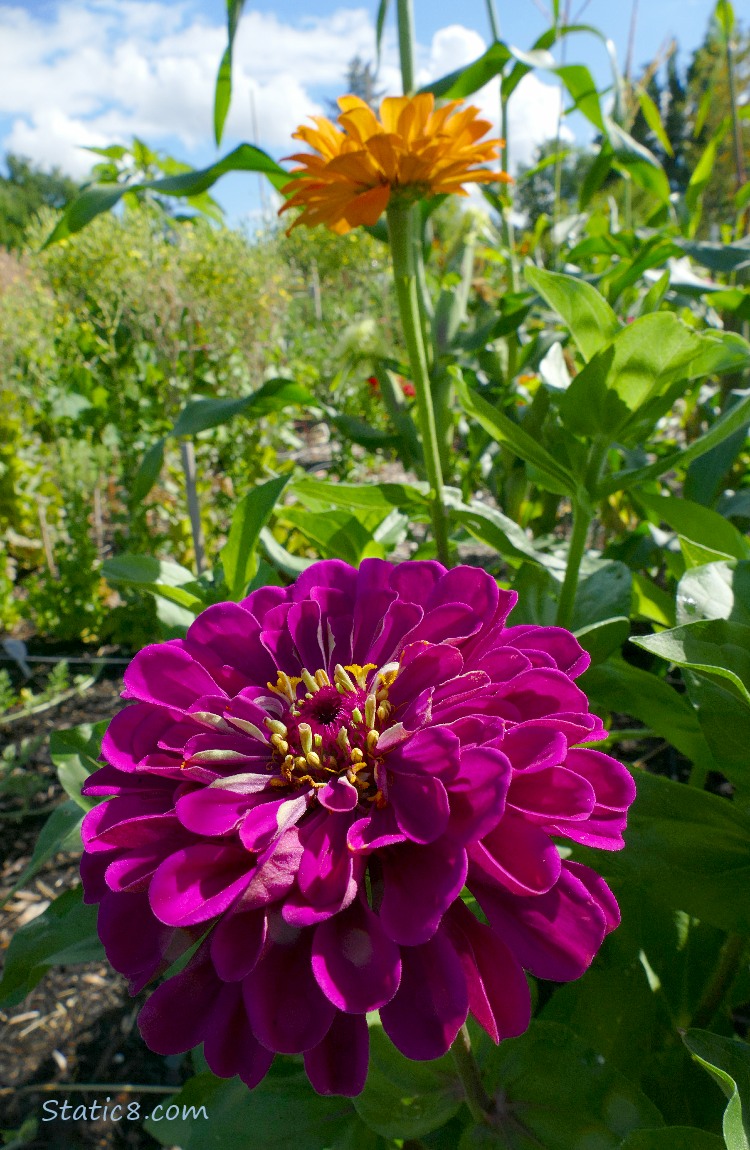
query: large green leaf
[
  {"left": 282, "top": 507, "right": 386, "bottom": 565},
  {"left": 633, "top": 619, "right": 750, "bottom": 705},
  {"left": 582, "top": 656, "right": 715, "bottom": 768},
  {"left": 445, "top": 495, "right": 564, "bottom": 572},
  {"left": 467, "top": 1021, "right": 663, "bottom": 1148},
  {"left": 454, "top": 370, "right": 577, "bottom": 496},
  {"left": 684, "top": 1030, "right": 750, "bottom": 1150},
  {"left": 590, "top": 772, "right": 750, "bottom": 933},
  {"left": 639, "top": 495, "right": 750, "bottom": 562},
  {"left": 559, "top": 312, "right": 703, "bottom": 441},
  {"left": 571, "top": 561, "right": 632, "bottom": 630},
  {"left": 221, "top": 475, "right": 290, "bottom": 600},
  {"left": 0, "top": 886, "right": 103, "bottom": 1007},
  {"left": 103, "top": 554, "right": 206, "bottom": 615},
  {"left": 677, "top": 562, "right": 750, "bottom": 627},
  {"left": 144, "top": 1071, "right": 357, "bottom": 1149},
  {"left": 353, "top": 1024, "right": 462, "bottom": 1139},
  {"left": 291, "top": 477, "right": 430, "bottom": 515},
  {"left": 524, "top": 266, "right": 620, "bottom": 362},
  {"left": 556, "top": 64, "right": 605, "bottom": 130}
]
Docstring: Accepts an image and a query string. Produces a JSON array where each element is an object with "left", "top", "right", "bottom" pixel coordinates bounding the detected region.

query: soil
[{"left": 0, "top": 666, "right": 189, "bottom": 1150}]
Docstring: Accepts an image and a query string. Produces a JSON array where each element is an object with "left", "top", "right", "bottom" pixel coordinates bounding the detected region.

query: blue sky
[{"left": 0, "top": 0, "right": 719, "bottom": 225}]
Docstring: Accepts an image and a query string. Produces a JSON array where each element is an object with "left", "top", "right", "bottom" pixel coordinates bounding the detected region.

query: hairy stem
[
  {"left": 450, "top": 1025, "right": 494, "bottom": 1124},
  {"left": 396, "top": 0, "right": 416, "bottom": 95},
  {"left": 692, "top": 933, "right": 747, "bottom": 1030},
  {"left": 556, "top": 501, "right": 592, "bottom": 630},
  {"left": 388, "top": 202, "right": 450, "bottom": 565}
]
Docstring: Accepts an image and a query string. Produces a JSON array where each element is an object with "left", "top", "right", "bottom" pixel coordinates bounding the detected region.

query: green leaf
[
  {"left": 684, "top": 1029, "right": 750, "bottom": 1150},
  {"left": 677, "top": 561, "right": 750, "bottom": 627},
  {"left": 524, "top": 265, "right": 620, "bottom": 363},
  {"left": 103, "top": 554, "right": 205, "bottom": 615},
  {"left": 556, "top": 64, "right": 605, "bottom": 130},
  {"left": 103, "top": 554, "right": 196, "bottom": 588},
  {"left": 129, "top": 437, "right": 165, "bottom": 504},
  {"left": 49, "top": 721, "right": 108, "bottom": 811},
  {"left": 144, "top": 1071, "right": 356, "bottom": 1149},
  {"left": 352, "top": 1024, "right": 462, "bottom": 1139},
  {"left": 572, "top": 562, "right": 632, "bottom": 630},
  {"left": 2, "top": 801, "right": 84, "bottom": 906},
  {"left": 446, "top": 496, "right": 563, "bottom": 572},
  {"left": 454, "top": 370, "right": 577, "bottom": 496},
  {"left": 559, "top": 313, "right": 703, "bottom": 441},
  {"left": 619, "top": 1130, "right": 724, "bottom": 1149},
  {"left": 639, "top": 494, "right": 750, "bottom": 562},
  {"left": 582, "top": 656, "right": 714, "bottom": 767},
  {"left": 421, "top": 41, "right": 553, "bottom": 100},
  {"left": 213, "top": 0, "right": 247, "bottom": 145},
  {"left": 221, "top": 476, "right": 290, "bottom": 601},
  {"left": 592, "top": 772, "right": 750, "bottom": 933},
  {"left": 292, "top": 477, "right": 430, "bottom": 515},
  {"left": 171, "top": 379, "right": 317, "bottom": 438},
  {"left": 635, "top": 85, "right": 674, "bottom": 157},
  {"left": 633, "top": 619, "right": 750, "bottom": 705},
  {"left": 282, "top": 507, "right": 384, "bottom": 565},
  {"left": 599, "top": 391, "right": 750, "bottom": 498},
  {"left": 0, "top": 886, "right": 103, "bottom": 1007},
  {"left": 474, "top": 1020, "right": 663, "bottom": 1147},
  {"left": 685, "top": 673, "right": 750, "bottom": 797},
  {"left": 375, "top": 0, "right": 391, "bottom": 68},
  {"left": 45, "top": 145, "right": 292, "bottom": 245},
  {"left": 259, "top": 528, "right": 315, "bottom": 578},
  {"left": 676, "top": 238, "right": 750, "bottom": 274},
  {"left": 574, "top": 617, "right": 630, "bottom": 664},
  {"left": 606, "top": 117, "right": 672, "bottom": 204}
]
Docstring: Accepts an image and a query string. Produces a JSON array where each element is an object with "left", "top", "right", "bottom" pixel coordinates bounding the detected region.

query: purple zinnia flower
[{"left": 80, "top": 560, "right": 634, "bottom": 1097}]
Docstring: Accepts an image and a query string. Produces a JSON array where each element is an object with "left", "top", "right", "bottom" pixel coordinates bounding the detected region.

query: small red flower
[
  {"left": 401, "top": 381, "right": 416, "bottom": 398},
  {"left": 366, "top": 376, "right": 380, "bottom": 393}
]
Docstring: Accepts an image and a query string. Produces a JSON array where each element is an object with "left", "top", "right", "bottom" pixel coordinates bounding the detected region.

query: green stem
[
  {"left": 485, "top": 0, "right": 501, "bottom": 42},
  {"left": 388, "top": 203, "right": 450, "bottom": 565},
  {"left": 692, "top": 933, "right": 747, "bottom": 1030},
  {"left": 450, "top": 1025, "right": 494, "bottom": 1124},
  {"left": 396, "top": 0, "right": 416, "bottom": 95},
  {"left": 556, "top": 500, "right": 592, "bottom": 629}
]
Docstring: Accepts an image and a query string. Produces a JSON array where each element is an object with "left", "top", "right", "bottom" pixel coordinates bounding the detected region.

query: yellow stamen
[
  {"left": 298, "top": 723, "right": 313, "bottom": 756},
  {"left": 265, "top": 718, "right": 288, "bottom": 737},
  {"left": 364, "top": 693, "right": 377, "bottom": 729},
  {"left": 351, "top": 707, "right": 363, "bottom": 725},
  {"left": 301, "top": 668, "right": 319, "bottom": 694},
  {"left": 334, "top": 664, "right": 357, "bottom": 693},
  {"left": 366, "top": 729, "right": 379, "bottom": 752}
]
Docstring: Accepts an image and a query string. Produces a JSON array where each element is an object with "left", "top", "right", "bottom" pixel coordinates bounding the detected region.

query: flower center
[{"left": 264, "top": 662, "right": 399, "bottom": 805}]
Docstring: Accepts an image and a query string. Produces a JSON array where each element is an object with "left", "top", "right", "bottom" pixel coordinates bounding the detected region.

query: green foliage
[{"left": 0, "top": 154, "right": 77, "bottom": 250}]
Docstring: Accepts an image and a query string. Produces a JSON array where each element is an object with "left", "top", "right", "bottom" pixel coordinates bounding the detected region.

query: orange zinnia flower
[{"left": 279, "top": 92, "right": 508, "bottom": 234}]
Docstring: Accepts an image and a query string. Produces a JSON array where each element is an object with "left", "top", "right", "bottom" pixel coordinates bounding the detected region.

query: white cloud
[{"left": 0, "top": 1, "right": 566, "bottom": 186}]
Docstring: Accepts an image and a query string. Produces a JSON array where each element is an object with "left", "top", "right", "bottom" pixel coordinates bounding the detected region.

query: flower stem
[
  {"left": 396, "top": 0, "right": 416, "bottom": 95},
  {"left": 692, "top": 932, "right": 747, "bottom": 1030},
  {"left": 387, "top": 202, "right": 450, "bottom": 565},
  {"left": 556, "top": 500, "right": 592, "bottom": 630},
  {"left": 450, "top": 1025, "right": 494, "bottom": 1124}
]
